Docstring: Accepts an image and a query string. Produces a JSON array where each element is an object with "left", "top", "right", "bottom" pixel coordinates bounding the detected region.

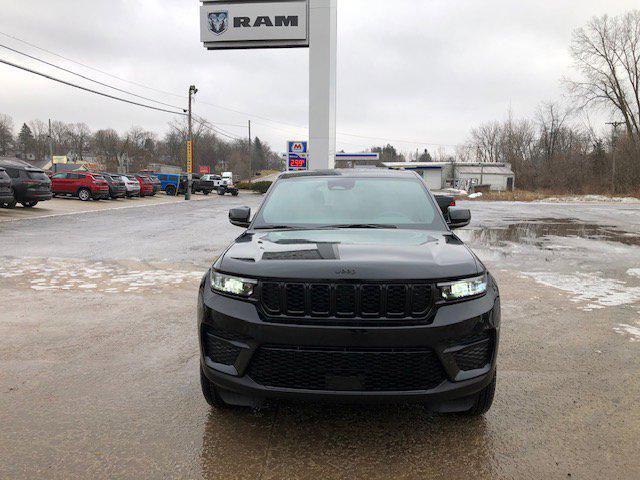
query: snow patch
[
  {"left": 613, "top": 322, "right": 640, "bottom": 342},
  {"left": 627, "top": 268, "right": 640, "bottom": 279},
  {"left": 539, "top": 195, "right": 640, "bottom": 204},
  {"left": 521, "top": 271, "right": 640, "bottom": 311},
  {"left": 0, "top": 258, "right": 202, "bottom": 294}
]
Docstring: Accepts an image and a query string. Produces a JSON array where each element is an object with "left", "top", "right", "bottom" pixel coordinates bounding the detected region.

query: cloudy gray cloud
[{"left": 0, "top": 0, "right": 637, "bottom": 155}]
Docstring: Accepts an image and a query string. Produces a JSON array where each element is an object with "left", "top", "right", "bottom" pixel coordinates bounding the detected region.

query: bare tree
[
  {"left": 0, "top": 114, "right": 14, "bottom": 155},
  {"left": 66, "top": 123, "right": 92, "bottom": 161},
  {"left": 93, "top": 129, "right": 120, "bottom": 169},
  {"left": 567, "top": 11, "right": 640, "bottom": 141},
  {"left": 536, "top": 102, "right": 572, "bottom": 162},
  {"left": 469, "top": 121, "right": 502, "bottom": 163},
  {"left": 28, "top": 119, "right": 49, "bottom": 161}
]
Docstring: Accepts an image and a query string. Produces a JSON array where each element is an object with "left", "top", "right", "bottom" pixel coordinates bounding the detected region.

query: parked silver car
[{"left": 113, "top": 174, "right": 141, "bottom": 197}]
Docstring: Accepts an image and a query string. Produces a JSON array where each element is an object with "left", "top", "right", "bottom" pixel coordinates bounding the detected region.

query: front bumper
[{"left": 198, "top": 273, "right": 500, "bottom": 407}]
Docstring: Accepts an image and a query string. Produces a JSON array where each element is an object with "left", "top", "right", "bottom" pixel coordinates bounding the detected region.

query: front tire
[
  {"left": 21, "top": 201, "right": 38, "bottom": 208},
  {"left": 165, "top": 185, "right": 176, "bottom": 196},
  {"left": 200, "top": 366, "right": 229, "bottom": 408},
  {"left": 217, "top": 187, "right": 225, "bottom": 196},
  {"left": 462, "top": 374, "right": 496, "bottom": 416}
]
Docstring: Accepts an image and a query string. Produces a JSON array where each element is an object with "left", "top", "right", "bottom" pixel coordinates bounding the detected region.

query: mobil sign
[{"left": 288, "top": 141, "right": 308, "bottom": 154}]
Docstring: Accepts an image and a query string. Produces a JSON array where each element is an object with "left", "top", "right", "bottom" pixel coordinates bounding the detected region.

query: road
[{"left": 1, "top": 195, "right": 639, "bottom": 479}]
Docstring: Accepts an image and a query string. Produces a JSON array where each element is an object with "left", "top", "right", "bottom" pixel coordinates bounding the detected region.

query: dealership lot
[
  {"left": 1, "top": 197, "right": 639, "bottom": 479},
  {"left": 0, "top": 193, "right": 215, "bottom": 223}
]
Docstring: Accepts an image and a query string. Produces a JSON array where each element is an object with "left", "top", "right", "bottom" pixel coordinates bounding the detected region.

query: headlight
[
  {"left": 210, "top": 270, "right": 256, "bottom": 297},
  {"left": 438, "top": 274, "right": 487, "bottom": 301}
]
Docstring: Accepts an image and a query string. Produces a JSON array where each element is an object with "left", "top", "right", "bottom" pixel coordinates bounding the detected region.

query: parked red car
[
  {"left": 131, "top": 175, "right": 154, "bottom": 197},
  {"left": 50, "top": 171, "right": 110, "bottom": 201}
]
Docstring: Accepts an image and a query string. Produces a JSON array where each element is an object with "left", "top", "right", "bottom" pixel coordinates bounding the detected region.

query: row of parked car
[
  {"left": 49, "top": 171, "right": 160, "bottom": 201},
  {"left": 0, "top": 159, "right": 240, "bottom": 209}
]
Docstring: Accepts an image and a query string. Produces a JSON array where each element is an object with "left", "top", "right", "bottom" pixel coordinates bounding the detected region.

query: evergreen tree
[
  {"left": 418, "top": 148, "right": 432, "bottom": 162},
  {"left": 18, "top": 123, "right": 34, "bottom": 153}
]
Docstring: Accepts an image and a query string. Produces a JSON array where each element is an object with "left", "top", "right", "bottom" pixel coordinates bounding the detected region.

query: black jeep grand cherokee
[{"left": 198, "top": 169, "right": 500, "bottom": 415}]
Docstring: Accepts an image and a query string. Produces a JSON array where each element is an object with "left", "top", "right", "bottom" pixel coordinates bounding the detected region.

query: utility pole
[
  {"left": 48, "top": 118, "right": 54, "bottom": 172},
  {"left": 186, "top": 85, "right": 198, "bottom": 201},
  {"left": 248, "top": 120, "right": 252, "bottom": 181},
  {"left": 606, "top": 121, "right": 624, "bottom": 194}
]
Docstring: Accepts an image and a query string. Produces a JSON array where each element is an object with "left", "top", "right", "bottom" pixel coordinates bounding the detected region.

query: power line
[
  {"left": 0, "top": 30, "right": 186, "bottom": 100},
  {"left": 193, "top": 116, "right": 243, "bottom": 141},
  {"left": 0, "top": 57, "right": 187, "bottom": 116},
  {"left": 0, "top": 43, "right": 185, "bottom": 111},
  {"left": 0, "top": 31, "right": 460, "bottom": 149}
]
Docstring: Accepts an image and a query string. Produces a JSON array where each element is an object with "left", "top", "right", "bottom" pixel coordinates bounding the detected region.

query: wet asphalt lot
[{"left": 1, "top": 195, "right": 639, "bottom": 479}]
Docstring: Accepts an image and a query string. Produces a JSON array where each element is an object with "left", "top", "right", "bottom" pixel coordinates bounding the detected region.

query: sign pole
[{"left": 309, "top": 0, "right": 337, "bottom": 170}]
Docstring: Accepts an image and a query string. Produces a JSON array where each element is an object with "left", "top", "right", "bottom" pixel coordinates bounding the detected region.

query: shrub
[{"left": 250, "top": 181, "right": 272, "bottom": 194}]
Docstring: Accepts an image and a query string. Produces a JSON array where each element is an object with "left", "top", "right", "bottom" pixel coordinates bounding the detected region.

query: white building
[{"left": 382, "top": 162, "right": 515, "bottom": 192}]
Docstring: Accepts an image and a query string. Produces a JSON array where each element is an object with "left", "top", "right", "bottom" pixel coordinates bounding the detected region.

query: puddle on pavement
[{"left": 462, "top": 218, "right": 640, "bottom": 248}]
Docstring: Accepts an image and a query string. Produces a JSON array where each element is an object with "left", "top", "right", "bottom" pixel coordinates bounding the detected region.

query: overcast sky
[{"left": 0, "top": 0, "right": 637, "bottom": 155}]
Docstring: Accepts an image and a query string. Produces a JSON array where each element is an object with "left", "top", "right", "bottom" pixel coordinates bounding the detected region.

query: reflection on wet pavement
[
  {"left": 200, "top": 404, "right": 498, "bottom": 479},
  {"left": 461, "top": 218, "right": 640, "bottom": 248}
]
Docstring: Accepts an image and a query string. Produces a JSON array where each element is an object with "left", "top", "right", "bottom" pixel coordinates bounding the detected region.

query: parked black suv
[
  {"left": 96, "top": 173, "right": 127, "bottom": 199},
  {"left": 0, "top": 167, "right": 14, "bottom": 205},
  {"left": 198, "top": 169, "right": 500, "bottom": 415},
  {"left": 0, "top": 159, "right": 52, "bottom": 208}
]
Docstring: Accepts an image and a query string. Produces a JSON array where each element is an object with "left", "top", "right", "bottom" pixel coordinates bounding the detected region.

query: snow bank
[{"left": 538, "top": 195, "right": 640, "bottom": 204}]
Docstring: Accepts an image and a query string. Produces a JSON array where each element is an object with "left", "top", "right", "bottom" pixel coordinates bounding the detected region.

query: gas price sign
[
  {"left": 288, "top": 153, "right": 308, "bottom": 170},
  {"left": 287, "top": 140, "right": 308, "bottom": 171}
]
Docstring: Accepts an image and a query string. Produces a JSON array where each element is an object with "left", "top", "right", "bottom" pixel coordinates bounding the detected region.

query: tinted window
[
  {"left": 255, "top": 177, "right": 446, "bottom": 230},
  {"left": 26, "top": 171, "right": 49, "bottom": 181},
  {"left": 52, "top": 173, "right": 67, "bottom": 179},
  {"left": 5, "top": 168, "right": 20, "bottom": 178}
]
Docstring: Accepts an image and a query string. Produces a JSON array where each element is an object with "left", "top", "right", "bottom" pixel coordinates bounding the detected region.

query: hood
[{"left": 219, "top": 229, "right": 480, "bottom": 281}]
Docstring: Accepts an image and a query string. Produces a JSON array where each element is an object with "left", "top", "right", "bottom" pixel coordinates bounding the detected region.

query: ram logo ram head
[{"left": 208, "top": 11, "right": 229, "bottom": 35}]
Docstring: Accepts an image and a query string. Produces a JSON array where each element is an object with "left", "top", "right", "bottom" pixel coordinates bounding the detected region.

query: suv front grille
[
  {"left": 259, "top": 281, "right": 434, "bottom": 323},
  {"left": 247, "top": 345, "right": 446, "bottom": 392}
]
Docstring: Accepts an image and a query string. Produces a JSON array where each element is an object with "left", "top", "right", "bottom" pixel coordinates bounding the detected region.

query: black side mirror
[
  {"left": 447, "top": 207, "right": 471, "bottom": 230},
  {"left": 229, "top": 206, "right": 251, "bottom": 228}
]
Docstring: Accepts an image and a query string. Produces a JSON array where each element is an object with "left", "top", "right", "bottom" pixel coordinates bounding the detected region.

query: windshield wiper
[
  {"left": 253, "top": 225, "right": 311, "bottom": 230},
  {"left": 254, "top": 224, "right": 398, "bottom": 231},
  {"left": 332, "top": 224, "right": 398, "bottom": 229}
]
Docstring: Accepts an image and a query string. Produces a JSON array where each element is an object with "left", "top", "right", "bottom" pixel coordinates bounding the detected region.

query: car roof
[{"left": 277, "top": 168, "right": 419, "bottom": 180}]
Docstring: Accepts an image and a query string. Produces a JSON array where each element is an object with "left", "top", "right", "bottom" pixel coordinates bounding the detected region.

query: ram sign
[{"left": 200, "top": 1, "right": 309, "bottom": 50}]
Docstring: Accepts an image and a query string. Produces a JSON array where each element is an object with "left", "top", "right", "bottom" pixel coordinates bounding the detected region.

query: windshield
[{"left": 253, "top": 176, "right": 446, "bottom": 230}]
